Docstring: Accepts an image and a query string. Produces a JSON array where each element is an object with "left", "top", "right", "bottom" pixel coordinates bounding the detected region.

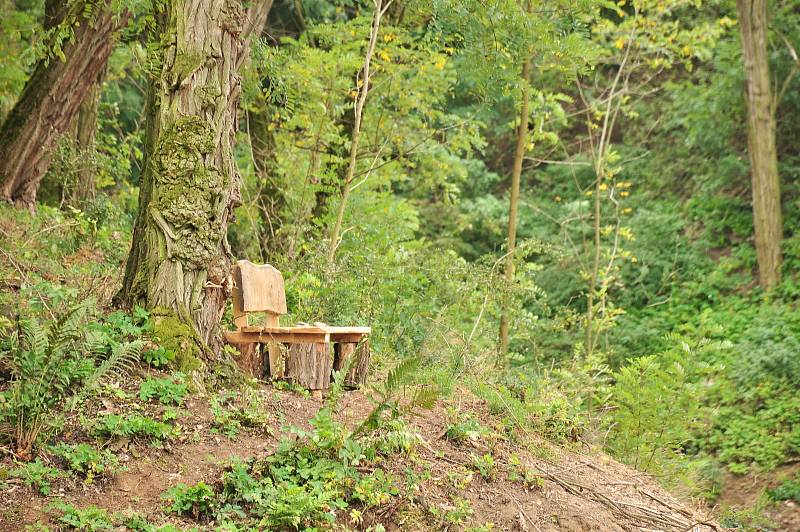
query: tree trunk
[
  {"left": 119, "top": 0, "right": 250, "bottom": 347},
  {"left": 498, "top": 58, "right": 531, "bottom": 364},
  {"left": 69, "top": 67, "right": 107, "bottom": 205},
  {"left": 0, "top": 1, "right": 129, "bottom": 208},
  {"left": 249, "top": 104, "right": 286, "bottom": 256},
  {"left": 737, "top": 0, "right": 782, "bottom": 289}
]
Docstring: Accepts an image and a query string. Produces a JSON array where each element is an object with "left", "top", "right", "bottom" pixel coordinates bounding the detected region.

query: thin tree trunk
[
  {"left": 737, "top": 0, "right": 782, "bottom": 289},
  {"left": 119, "top": 0, "right": 252, "bottom": 348},
  {"left": 250, "top": 108, "right": 282, "bottom": 254},
  {"left": 0, "top": 1, "right": 129, "bottom": 208},
  {"left": 498, "top": 58, "right": 531, "bottom": 365},
  {"left": 326, "top": 0, "right": 390, "bottom": 268},
  {"left": 70, "top": 67, "right": 106, "bottom": 205}
]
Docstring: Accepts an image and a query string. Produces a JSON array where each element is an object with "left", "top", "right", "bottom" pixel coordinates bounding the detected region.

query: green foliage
[
  {"left": 444, "top": 415, "right": 488, "bottom": 443},
  {"left": 94, "top": 414, "right": 175, "bottom": 442},
  {"left": 158, "top": 365, "right": 438, "bottom": 529},
  {"left": 717, "top": 506, "right": 775, "bottom": 531},
  {"left": 163, "top": 481, "right": 216, "bottom": 518},
  {"left": 9, "top": 458, "right": 64, "bottom": 495},
  {"left": 506, "top": 455, "right": 544, "bottom": 489},
  {"left": 767, "top": 475, "right": 800, "bottom": 503},
  {"left": 141, "top": 347, "right": 175, "bottom": 369},
  {"left": 138, "top": 373, "right": 187, "bottom": 405},
  {"left": 49, "top": 502, "right": 113, "bottom": 531},
  {"left": 0, "top": 302, "right": 142, "bottom": 456},
  {"left": 606, "top": 335, "right": 717, "bottom": 483},
  {"left": 209, "top": 389, "right": 273, "bottom": 438},
  {"left": 469, "top": 453, "right": 495, "bottom": 480},
  {"left": 50, "top": 443, "right": 121, "bottom": 482}
]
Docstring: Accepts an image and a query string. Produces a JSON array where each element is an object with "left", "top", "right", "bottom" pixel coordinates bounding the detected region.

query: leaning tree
[{"left": 0, "top": 0, "right": 129, "bottom": 208}]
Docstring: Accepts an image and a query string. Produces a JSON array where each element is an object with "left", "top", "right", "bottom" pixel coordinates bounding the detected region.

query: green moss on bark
[
  {"left": 151, "top": 310, "right": 202, "bottom": 373},
  {"left": 152, "top": 115, "right": 226, "bottom": 267}
]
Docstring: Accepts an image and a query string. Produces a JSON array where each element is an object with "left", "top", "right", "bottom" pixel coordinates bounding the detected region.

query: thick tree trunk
[
  {"left": 119, "top": 0, "right": 249, "bottom": 347},
  {"left": 737, "top": 0, "right": 782, "bottom": 289},
  {"left": 0, "top": 1, "right": 129, "bottom": 208},
  {"left": 120, "top": 0, "right": 273, "bottom": 349},
  {"left": 498, "top": 58, "right": 531, "bottom": 364}
]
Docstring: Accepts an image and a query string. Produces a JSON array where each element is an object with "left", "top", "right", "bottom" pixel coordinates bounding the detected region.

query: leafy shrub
[
  {"left": 139, "top": 373, "right": 187, "bottom": 405},
  {"left": 49, "top": 501, "right": 113, "bottom": 531},
  {"left": 363, "top": 418, "right": 421, "bottom": 455},
  {"left": 9, "top": 458, "right": 64, "bottom": 495},
  {"left": 163, "top": 481, "right": 216, "bottom": 519},
  {"left": 50, "top": 443, "right": 121, "bottom": 482},
  {"left": 159, "top": 361, "right": 433, "bottom": 529},
  {"left": 710, "top": 397, "right": 800, "bottom": 473},
  {"left": 210, "top": 389, "right": 272, "bottom": 438},
  {"left": 469, "top": 453, "right": 495, "bottom": 480},
  {"left": 95, "top": 414, "right": 175, "bottom": 442},
  {"left": 445, "top": 416, "right": 488, "bottom": 443},
  {"left": 0, "top": 303, "right": 141, "bottom": 457},
  {"left": 606, "top": 335, "right": 717, "bottom": 483},
  {"left": 141, "top": 347, "right": 175, "bottom": 369},
  {"left": 767, "top": 475, "right": 800, "bottom": 503}
]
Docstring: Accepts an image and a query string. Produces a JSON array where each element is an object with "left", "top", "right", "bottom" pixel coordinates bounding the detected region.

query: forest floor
[{"left": 1, "top": 367, "right": 723, "bottom": 532}]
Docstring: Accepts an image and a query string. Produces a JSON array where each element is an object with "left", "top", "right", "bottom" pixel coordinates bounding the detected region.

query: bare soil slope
[{"left": 1, "top": 377, "right": 720, "bottom": 531}]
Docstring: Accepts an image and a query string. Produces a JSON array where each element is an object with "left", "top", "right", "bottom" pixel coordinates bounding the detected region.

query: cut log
[
  {"left": 267, "top": 342, "right": 284, "bottom": 380},
  {"left": 334, "top": 341, "right": 370, "bottom": 388},
  {"left": 285, "top": 343, "right": 332, "bottom": 390},
  {"left": 230, "top": 342, "right": 264, "bottom": 378}
]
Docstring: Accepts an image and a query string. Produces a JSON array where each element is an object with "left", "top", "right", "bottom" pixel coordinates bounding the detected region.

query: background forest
[{"left": 1, "top": 0, "right": 799, "bottom": 530}]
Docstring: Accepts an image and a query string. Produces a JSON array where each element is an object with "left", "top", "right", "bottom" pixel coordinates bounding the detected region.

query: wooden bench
[{"left": 224, "top": 260, "right": 371, "bottom": 391}]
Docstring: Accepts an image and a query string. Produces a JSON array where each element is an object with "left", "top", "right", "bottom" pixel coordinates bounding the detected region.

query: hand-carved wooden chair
[{"left": 224, "top": 260, "right": 371, "bottom": 391}]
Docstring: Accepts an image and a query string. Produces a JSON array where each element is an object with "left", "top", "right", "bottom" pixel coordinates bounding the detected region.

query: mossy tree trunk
[
  {"left": 737, "top": 0, "right": 783, "bottom": 289},
  {"left": 119, "top": 0, "right": 252, "bottom": 347},
  {"left": 0, "top": 1, "right": 129, "bottom": 208}
]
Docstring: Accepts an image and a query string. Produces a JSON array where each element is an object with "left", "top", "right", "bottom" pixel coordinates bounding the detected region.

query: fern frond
[
  {"left": 90, "top": 340, "right": 143, "bottom": 387},
  {"left": 386, "top": 356, "right": 420, "bottom": 391},
  {"left": 47, "top": 302, "right": 90, "bottom": 352},
  {"left": 20, "top": 317, "right": 48, "bottom": 363}
]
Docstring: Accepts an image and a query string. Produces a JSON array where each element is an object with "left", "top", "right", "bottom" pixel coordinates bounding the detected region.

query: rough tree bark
[
  {"left": 0, "top": 1, "right": 129, "bottom": 208},
  {"left": 119, "top": 0, "right": 266, "bottom": 347},
  {"left": 737, "top": 0, "right": 783, "bottom": 289},
  {"left": 69, "top": 67, "right": 106, "bottom": 204},
  {"left": 498, "top": 58, "right": 531, "bottom": 364}
]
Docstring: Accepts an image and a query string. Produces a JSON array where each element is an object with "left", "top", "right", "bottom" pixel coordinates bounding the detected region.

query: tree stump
[
  {"left": 285, "top": 343, "right": 332, "bottom": 390},
  {"left": 333, "top": 341, "right": 370, "bottom": 388},
  {"left": 230, "top": 342, "right": 264, "bottom": 378}
]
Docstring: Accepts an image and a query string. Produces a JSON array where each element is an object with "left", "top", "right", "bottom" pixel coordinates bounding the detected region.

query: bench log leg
[
  {"left": 230, "top": 342, "right": 264, "bottom": 379},
  {"left": 285, "top": 343, "right": 332, "bottom": 390},
  {"left": 267, "top": 342, "right": 284, "bottom": 379},
  {"left": 333, "top": 340, "right": 370, "bottom": 388}
]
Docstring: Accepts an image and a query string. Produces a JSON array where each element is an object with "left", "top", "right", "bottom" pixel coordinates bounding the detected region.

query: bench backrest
[{"left": 232, "top": 260, "right": 287, "bottom": 328}]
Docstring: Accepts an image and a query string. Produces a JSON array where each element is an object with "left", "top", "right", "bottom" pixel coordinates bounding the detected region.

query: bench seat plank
[
  {"left": 240, "top": 325, "right": 371, "bottom": 335},
  {"left": 225, "top": 328, "right": 369, "bottom": 345}
]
